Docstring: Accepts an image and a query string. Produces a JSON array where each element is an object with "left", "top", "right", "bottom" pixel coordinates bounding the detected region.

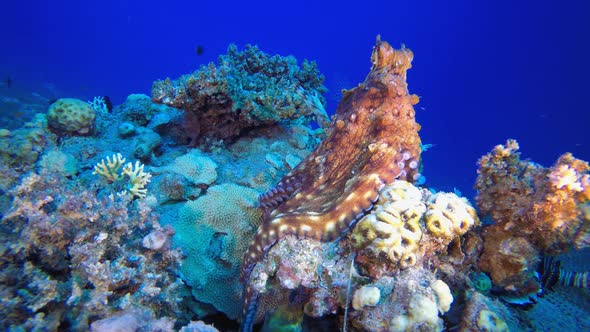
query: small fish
[
  {"left": 103, "top": 96, "right": 114, "bottom": 112},
  {"left": 421, "top": 143, "right": 436, "bottom": 152},
  {"left": 2, "top": 77, "right": 12, "bottom": 88},
  {"left": 195, "top": 45, "right": 205, "bottom": 56},
  {"left": 540, "top": 254, "right": 590, "bottom": 290}
]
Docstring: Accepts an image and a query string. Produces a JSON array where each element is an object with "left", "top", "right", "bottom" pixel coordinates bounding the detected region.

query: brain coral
[
  {"left": 47, "top": 98, "right": 96, "bottom": 135},
  {"left": 173, "top": 183, "right": 262, "bottom": 319},
  {"left": 352, "top": 180, "right": 479, "bottom": 274}
]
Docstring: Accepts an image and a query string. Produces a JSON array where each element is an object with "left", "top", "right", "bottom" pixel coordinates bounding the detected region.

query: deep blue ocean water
[{"left": 1, "top": 0, "right": 589, "bottom": 199}]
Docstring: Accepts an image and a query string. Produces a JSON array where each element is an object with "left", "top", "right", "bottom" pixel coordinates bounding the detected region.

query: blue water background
[{"left": 1, "top": 0, "right": 588, "bottom": 199}]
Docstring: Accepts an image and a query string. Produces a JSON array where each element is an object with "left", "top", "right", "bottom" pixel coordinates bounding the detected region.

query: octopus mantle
[{"left": 240, "top": 37, "right": 422, "bottom": 331}]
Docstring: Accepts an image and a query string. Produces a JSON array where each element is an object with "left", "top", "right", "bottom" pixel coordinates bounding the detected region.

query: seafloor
[{"left": 0, "top": 40, "right": 588, "bottom": 332}]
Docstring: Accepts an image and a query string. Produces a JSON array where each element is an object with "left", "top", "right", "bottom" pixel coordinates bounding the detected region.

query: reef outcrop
[
  {"left": 475, "top": 139, "right": 590, "bottom": 295},
  {"left": 151, "top": 44, "right": 329, "bottom": 146}
]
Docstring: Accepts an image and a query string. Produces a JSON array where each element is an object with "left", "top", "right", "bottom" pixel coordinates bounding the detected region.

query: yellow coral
[
  {"left": 121, "top": 161, "right": 152, "bottom": 199},
  {"left": 93, "top": 154, "right": 151, "bottom": 199},
  {"left": 352, "top": 180, "right": 479, "bottom": 270},
  {"left": 352, "top": 180, "right": 425, "bottom": 269},
  {"left": 425, "top": 192, "right": 478, "bottom": 240},
  {"left": 93, "top": 153, "right": 126, "bottom": 182}
]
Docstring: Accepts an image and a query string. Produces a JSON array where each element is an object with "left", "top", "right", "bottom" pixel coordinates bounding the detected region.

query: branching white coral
[
  {"left": 93, "top": 153, "right": 126, "bottom": 182},
  {"left": 121, "top": 161, "right": 152, "bottom": 199},
  {"left": 93, "top": 154, "right": 151, "bottom": 199},
  {"left": 88, "top": 96, "right": 109, "bottom": 114}
]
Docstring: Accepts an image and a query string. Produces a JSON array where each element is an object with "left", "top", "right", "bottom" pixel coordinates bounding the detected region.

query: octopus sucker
[{"left": 240, "top": 37, "right": 422, "bottom": 332}]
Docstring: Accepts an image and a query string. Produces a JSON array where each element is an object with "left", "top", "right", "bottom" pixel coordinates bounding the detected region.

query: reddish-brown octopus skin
[{"left": 240, "top": 38, "right": 422, "bottom": 331}]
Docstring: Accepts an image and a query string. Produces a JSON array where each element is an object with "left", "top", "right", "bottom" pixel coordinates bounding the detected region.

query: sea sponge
[
  {"left": 352, "top": 285, "right": 381, "bottom": 310},
  {"left": 424, "top": 192, "right": 478, "bottom": 241},
  {"left": 430, "top": 279, "right": 453, "bottom": 314},
  {"left": 173, "top": 183, "right": 262, "bottom": 319},
  {"left": 47, "top": 98, "right": 96, "bottom": 135}
]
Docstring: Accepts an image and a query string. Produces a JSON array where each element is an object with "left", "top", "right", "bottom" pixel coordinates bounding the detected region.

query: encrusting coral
[
  {"left": 475, "top": 139, "right": 590, "bottom": 294},
  {"left": 174, "top": 183, "right": 263, "bottom": 320}
]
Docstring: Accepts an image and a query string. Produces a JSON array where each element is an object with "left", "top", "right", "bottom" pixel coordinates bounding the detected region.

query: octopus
[{"left": 240, "top": 37, "right": 423, "bottom": 331}]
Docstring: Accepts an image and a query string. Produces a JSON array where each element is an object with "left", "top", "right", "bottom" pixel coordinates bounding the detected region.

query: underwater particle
[{"left": 196, "top": 45, "right": 205, "bottom": 56}]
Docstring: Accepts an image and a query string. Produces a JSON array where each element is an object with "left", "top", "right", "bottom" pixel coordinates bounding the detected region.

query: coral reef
[
  {"left": 151, "top": 44, "right": 328, "bottom": 145},
  {"left": 2, "top": 38, "right": 589, "bottom": 332},
  {"left": 0, "top": 171, "right": 185, "bottom": 331},
  {"left": 475, "top": 139, "right": 590, "bottom": 294},
  {"left": 241, "top": 37, "right": 424, "bottom": 330},
  {"left": 47, "top": 98, "right": 96, "bottom": 135}
]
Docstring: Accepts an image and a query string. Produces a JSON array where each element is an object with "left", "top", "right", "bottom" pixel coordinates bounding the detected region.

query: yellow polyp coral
[
  {"left": 92, "top": 153, "right": 126, "bottom": 182},
  {"left": 93, "top": 154, "right": 152, "bottom": 199},
  {"left": 424, "top": 192, "right": 478, "bottom": 241},
  {"left": 352, "top": 180, "right": 425, "bottom": 270},
  {"left": 352, "top": 180, "right": 479, "bottom": 272}
]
